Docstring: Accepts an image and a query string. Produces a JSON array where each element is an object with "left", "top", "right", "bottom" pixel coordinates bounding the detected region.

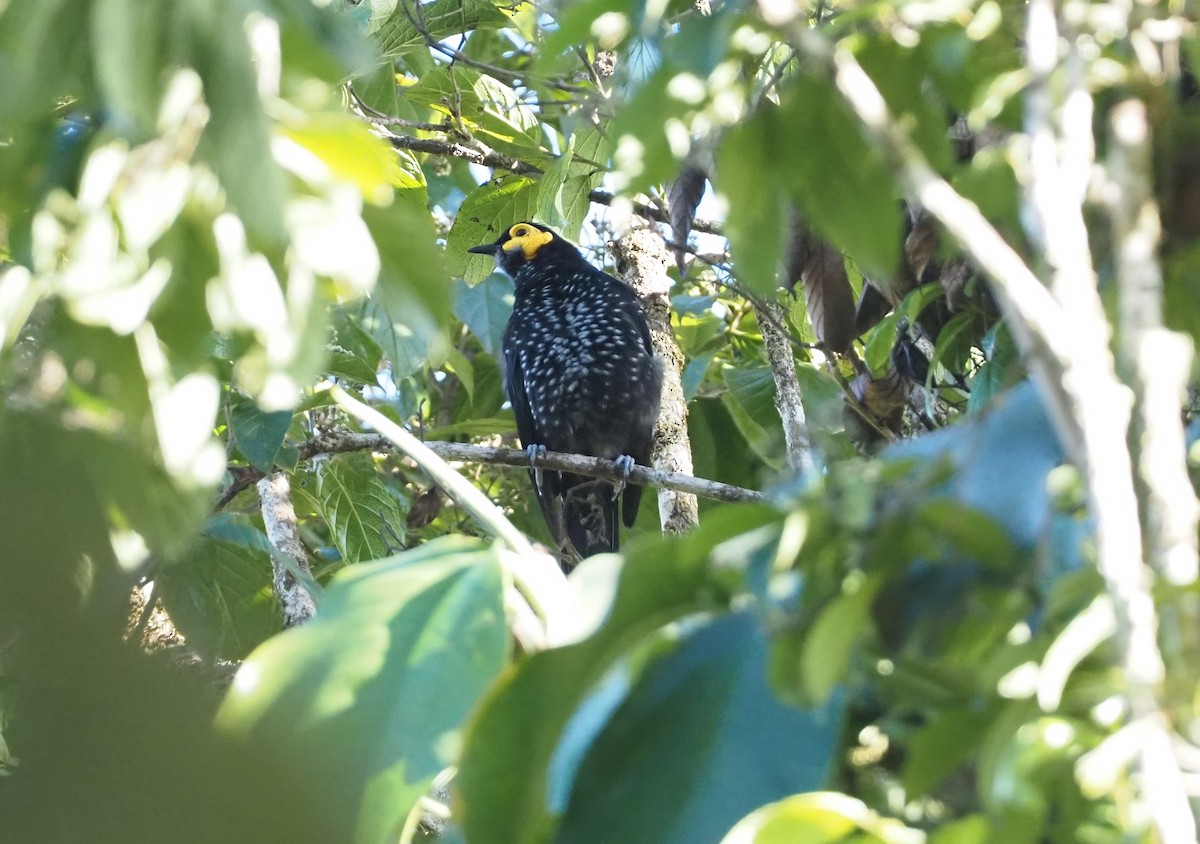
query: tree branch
[
  {"left": 217, "top": 431, "right": 765, "bottom": 512},
  {"left": 613, "top": 226, "right": 700, "bottom": 534},
  {"left": 257, "top": 472, "right": 318, "bottom": 628},
  {"left": 376, "top": 127, "right": 726, "bottom": 236}
]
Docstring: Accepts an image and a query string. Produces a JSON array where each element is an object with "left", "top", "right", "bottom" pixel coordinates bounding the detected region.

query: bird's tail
[{"left": 562, "top": 478, "right": 619, "bottom": 558}]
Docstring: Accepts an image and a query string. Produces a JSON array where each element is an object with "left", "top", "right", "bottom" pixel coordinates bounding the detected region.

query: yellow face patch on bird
[{"left": 502, "top": 223, "right": 554, "bottom": 259}]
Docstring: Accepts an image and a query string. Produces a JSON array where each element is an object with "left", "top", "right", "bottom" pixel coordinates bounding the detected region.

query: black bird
[{"left": 468, "top": 222, "right": 662, "bottom": 561}]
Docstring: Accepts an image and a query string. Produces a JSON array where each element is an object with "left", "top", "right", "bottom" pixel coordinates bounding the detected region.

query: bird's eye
[{"left": 512, "top": 225, "right": 530, "bottom": 237}]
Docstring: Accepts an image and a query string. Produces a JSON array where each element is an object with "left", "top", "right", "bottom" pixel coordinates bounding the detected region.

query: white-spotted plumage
[{"left": 469, "top": 222, "right": 662, "bottom": 563}]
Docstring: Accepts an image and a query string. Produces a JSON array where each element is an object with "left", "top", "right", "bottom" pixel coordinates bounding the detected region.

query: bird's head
[{"left": 468, "top": 221, "right": 571, "bottom": 275}]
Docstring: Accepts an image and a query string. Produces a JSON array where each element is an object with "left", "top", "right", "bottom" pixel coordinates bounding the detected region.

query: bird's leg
[
  {"left": 527, "top": 443, "right": 548, "bottom": 488},
  {"left": 612, "top": 454, "right": 636, "bottom": 498}
]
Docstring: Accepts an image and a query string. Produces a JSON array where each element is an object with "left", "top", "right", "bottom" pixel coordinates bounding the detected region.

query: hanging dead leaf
[
  {"left": 667, "top": 161, "right": 707, "bottom": 274},
  {"left": 785, "top": 211, "right": 855, "bottom": 353}
]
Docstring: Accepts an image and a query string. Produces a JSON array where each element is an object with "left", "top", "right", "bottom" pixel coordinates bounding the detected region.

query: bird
[{"left": 468, "top": 221, "right": 662, "bottom": 562}]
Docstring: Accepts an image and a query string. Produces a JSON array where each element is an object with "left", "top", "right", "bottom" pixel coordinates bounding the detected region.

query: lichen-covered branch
[
  {"left": 613, "top": 227, "right": 700, "bottom": 534},
  {"left": 257, "top": 472, "right": 317, "bottom": 628},
  {"left": 754, "top": 298, "right": 814, "bottom": 474},
  {"left": 216, "top": 433, "right": 764, "bottom": 512}
]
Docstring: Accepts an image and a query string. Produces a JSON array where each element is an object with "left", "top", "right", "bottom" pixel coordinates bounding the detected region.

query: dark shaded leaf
[
  {"left": 228, "top": 395, "right": 293, "bottom": 472},
  {"left": 156, "top": 519, "right": 281, "bottom": 661},
  {"left": 457, "top": 507, "right": 780, "bottom": 844},
  {"left": 557, "top": 613, "right": 843, "bottom": 844}
]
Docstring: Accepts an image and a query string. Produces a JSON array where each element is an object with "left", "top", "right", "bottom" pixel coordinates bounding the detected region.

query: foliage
[{"left": 1, "top": 0, "right": 1198, "bottom": 843}]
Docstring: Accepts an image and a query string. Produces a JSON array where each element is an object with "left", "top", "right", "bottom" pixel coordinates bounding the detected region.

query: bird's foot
[
  {"left": 612, "top": 454, "right": 636, "bottom": 498},
  {"left": 527, "top": 443, "right": 548, "bottom": 487}
]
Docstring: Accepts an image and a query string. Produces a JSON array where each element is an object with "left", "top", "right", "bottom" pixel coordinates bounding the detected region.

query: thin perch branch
[{"left": 216, "top": 433, "right": 765, "bottom": 511}]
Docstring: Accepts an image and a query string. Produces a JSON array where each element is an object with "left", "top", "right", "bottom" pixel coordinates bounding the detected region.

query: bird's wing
[{"left": 504, "top": 342, "right": 567, "bottom": 549}]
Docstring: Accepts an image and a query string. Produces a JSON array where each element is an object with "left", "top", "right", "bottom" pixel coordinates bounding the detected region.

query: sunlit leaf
[{"left": 218, "top": 538, "right": 509, "bottom": 844}]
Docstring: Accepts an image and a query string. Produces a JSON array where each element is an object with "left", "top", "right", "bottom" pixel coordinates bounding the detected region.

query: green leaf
[
  {"left": 362, "top": 297, "right": 443, "bottom": 380},
  {"left": 717, "top": 110, "right": 787, "bottom": 293},
  {"left": 156, "top": 520, "right": 281, "bottom": 661},
  {"left": 328, "top": 305, "right": 385, "bottom": 384},
  {"left": 404, "top": 66, "right": 546, "bottom": 162},
  {"left": 218, "top": 538, "right": 509, "bottom": 844},
  {"left": 721, "top": 365, "right": 783, "bottom": 466},
  {"left": 457, "top": 506, "right": 780, "bottom": 844},
  {"left": 777, "top": 76, "right": 902, "bottom": 276},
  {"left": 453, "top": 273, "right": 514, "bottom": 356},
  {"left": 885, "top": 382, "right": 1063, "bottom": 549},
  {"left": 854, "top": 36, "right": 954, "bottom": 175},
  {"left": 720, "top": 792, "right": 921, "bottom": 844},
  {"left": 374, "top": 0, "right": 509, "bottom": 58},
  {"left": 903, "top": 706, "right": 995, "bottom": 795},
  {"left": 446, "top": 175, "right": 541, "bottom": 282},
  {"left": 558, "top": 120, "right": 609, "bottom": 240},
  {"left": 536, "top": 133, "right": 574, "bottom": 229},
  {"left": 281, "top": 114, "right": 403, "bottom": 205},
  {"left": 558, "top": 613, "right": 843, "bottom": 843},
  {"left": 364, "top": 200, "right": 450, "bottom": 324},
  {"left": 182, "top": 1, "right": 287, "bottom": 242},
  {"left": 802, "top": 577, "right": 881, "bottom": 704},
  {"left": 315, "top": 452, "right": 405, "bottom": 563},
  {"left": 229, "top": 394, "right": 293, "bottom": 472},
  {"left": 91, "top": 0, "right": 166, "bottom": 131},
  {"left": 918, "top": 499, "right": 1015, "bottom": 570}
]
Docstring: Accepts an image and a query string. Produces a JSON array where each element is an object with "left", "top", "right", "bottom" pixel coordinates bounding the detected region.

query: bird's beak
[{"left": 468, "top": 243, "right": 498, "bottom": 255}]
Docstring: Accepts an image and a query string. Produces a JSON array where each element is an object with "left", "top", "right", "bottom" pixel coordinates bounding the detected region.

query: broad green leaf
[
  {"left": 854, "top": 36, "right": 954, "bottom": 175},
  {"left": 328, "top": 305, "right": 385, "bottom": 384},
  {"left": 720, "top": 792, "right": 921, "bottom": 844},
  {"left": 886, "top": 381, "right": 1063, "bottom": 548},
  {"left": 228, "top": 394, "right": 293, "bottom": 472},
  {"left": 156, "top": 520, "right": 281, "bottom": 661},
  {"left": 721, "top": 365, "right": 783, "bottom": 467},
  {"left": 280, "top": 114, "right": 402, "bottom": 205},
  {"left": 446, "top": 175, "right": 541, "bottom": 282},
  {"left": 558, "top": 119, "right": 609, "bottom": 240},
  {"left": 457, "top": 506, "right": 780, "bottom": 844},
  {"left": 374, "top": 0, "right": 509, "bottom": 58},
  {"left": 903, "top": 706, "right": 995, "bottom": 795},
  {"left": 453, "top": 273, "right": 514, "bottom": 355},
  {"left": 404, "top": 67, "right": 546, "bottom": 162},
  {"left": 558, "top": 613, "right": 843, "bottom": 844},
  {"left": 717, "top": 109, "right": 786, "bottom": 293},
  {"left": 968, "top": 321, "right": 1020, "bottom": 413},
  {"left": 801, "top": 577, "right": 881, "bottom": 704},
  {"left": 536, "top": 133, "right": 574, "bottom": 229},
  {"left": 315, "top": 452, "right": 406, "bottom": 563},
  {"left": 0, "top": 0, "right": 91, "bottom": 123},
  {"left": 362, "top": 297, "right": 444, "bottom": 379},
  {"left": 777, "top": 76, "right": 901, "bottom": 277},
  {"left": 181, "top": 1, "right": 287, "bottom": 242},
  {"left": 364, "top": 199, "right": 449, "bottom": 323},
  {"left": 218, "top": 538, "right": 509, "bottom": 844},
  {"left": 91, "top": 0, "right": 166, "bottom": 131}
]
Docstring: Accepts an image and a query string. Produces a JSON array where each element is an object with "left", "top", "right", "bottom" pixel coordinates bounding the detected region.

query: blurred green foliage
[{"left": 0, "top": 0, "right": 1196, "bottom": 842}]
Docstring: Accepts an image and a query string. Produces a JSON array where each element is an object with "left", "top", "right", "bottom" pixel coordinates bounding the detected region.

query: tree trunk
[{"left": 612, "top": 227, "right": 699, "bottom": 534}]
